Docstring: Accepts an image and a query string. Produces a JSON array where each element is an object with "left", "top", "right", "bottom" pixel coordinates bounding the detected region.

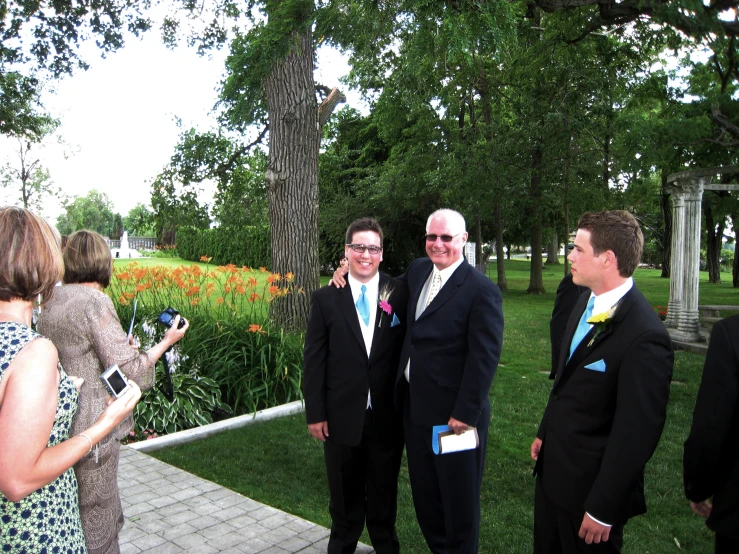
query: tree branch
[{"left": 318, "top": 87, "right": 346, "bottom": 128}]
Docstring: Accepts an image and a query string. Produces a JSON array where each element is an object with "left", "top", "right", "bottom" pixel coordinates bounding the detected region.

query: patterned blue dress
[{"left": 0, "top": 322, "right": 87, "bottom": 553}]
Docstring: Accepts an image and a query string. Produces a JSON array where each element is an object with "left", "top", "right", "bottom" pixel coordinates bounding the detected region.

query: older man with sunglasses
[
  {"left": 332, "top": 209, "right": 503, "bottom": 553},
  {"left": 396, "top": 209, "right": 503, "bottom": 553}
]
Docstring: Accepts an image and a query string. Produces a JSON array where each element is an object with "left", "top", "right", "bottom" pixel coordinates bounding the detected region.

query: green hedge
[{"left": 177, "top": 226, "right": 271, "bottom": 268}]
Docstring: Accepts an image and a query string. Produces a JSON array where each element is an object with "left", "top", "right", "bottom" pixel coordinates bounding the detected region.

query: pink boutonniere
[{"left": 377, "top": 284, "right": 394, "bottom": 327}]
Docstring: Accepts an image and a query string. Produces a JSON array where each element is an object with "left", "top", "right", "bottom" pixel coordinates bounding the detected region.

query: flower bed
[{"left": 109, "top": 261, "right": 305, "bottom": 437}]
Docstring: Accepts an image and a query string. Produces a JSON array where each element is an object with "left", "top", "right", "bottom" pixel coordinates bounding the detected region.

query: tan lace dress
[{"left": 38, "top": 284, "right": 155, "bottom": 554}]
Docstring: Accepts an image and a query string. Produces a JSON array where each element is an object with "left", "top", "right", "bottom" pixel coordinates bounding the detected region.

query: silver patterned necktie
[{"left": 425, "top": 270, "right": 442, "bottom": 308}]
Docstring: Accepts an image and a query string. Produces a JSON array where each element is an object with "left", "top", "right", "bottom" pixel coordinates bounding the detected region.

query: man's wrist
[{"left": 586, "top": 512, "right": 612, "bottom": 527}]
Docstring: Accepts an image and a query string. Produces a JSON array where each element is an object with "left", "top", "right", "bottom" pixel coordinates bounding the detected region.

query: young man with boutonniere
[
  {"left": 531, "top": 210, "right": 674, "bottom": 554},
  {"left": 303, "top": 217, "right": 408, "bottom": 554}
]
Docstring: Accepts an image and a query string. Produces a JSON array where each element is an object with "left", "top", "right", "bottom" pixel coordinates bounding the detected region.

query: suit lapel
[
  {"left": 418, "top": 261, "right": 469, "bottom": 319},
  {"left": 554, "top": 287, "right": 639, "bottom": 389},
  {"left": 369, "top": 273, "right": 389, "bottom": 359},
  {"left": 339, "top": 283, "right": 367, "bottom": 350},
  {"left": 554, "top": 292, "right": 591, "bottom": 388},
  {"left": 411, "top": 263, "right": 433, "bottom": 320}
]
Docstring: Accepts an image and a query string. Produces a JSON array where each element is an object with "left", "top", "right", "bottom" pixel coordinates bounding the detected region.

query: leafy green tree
[
  {"left": 0, "top": 72, "right": 57, "bottom": 141},
  {"left": 163, "top": 0, "right": 348, "bottom": 330},
  {"left": 0, "top": 1, "right": 151, "bottom": 139},
  {"left": 123, "top": 203, "right": 156, "bottom": 236},
  {"left": 157, "top": 128, "right": 269, "bottom": 229},
  {"left": 56, "top": 190, "right": 116, "bottom": 237},
  {"left": 1, "top": 137, "right": 63, "bottom": 212},
  {"left": 150, "top": 174, "right": 210, "bottom": 245}
]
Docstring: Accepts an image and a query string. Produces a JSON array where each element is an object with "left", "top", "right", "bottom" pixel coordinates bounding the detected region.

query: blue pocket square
[
  {"left": 585, "top": 360, "right": 606, "bottom": 372},
  {"left": 391, "top": 313, "right": 401, "bottom": 327}
]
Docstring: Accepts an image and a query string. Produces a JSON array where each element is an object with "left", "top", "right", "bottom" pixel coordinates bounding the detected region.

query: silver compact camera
[{"left": 100, "top": 364, "right": 131, "bottom": 398}]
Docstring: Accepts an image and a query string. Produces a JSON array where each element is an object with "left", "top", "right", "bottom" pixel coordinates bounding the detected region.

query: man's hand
[
  {"left": 530, "top": 437, "right": 542, "bottom": 461},
  {"left": 578, "top": 513, "right": 611, "bottom": 544},
  {"left": 690, "top": 500, "right": 712, "bottom": 518},
  {"left": 308, "top": 421, "right": 329, "bottom": 442},
  {"left": 448, "top": 417, "right": 470, "bottom": 435},
  {"left": 329, "top": 266, "right": 349, "bottom": 288}
]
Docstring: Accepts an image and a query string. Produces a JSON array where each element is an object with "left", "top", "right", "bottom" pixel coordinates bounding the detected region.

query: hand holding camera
[
  {"left": 157, "top": 307, "right": 189, "bottom": 347},
  {"left": 96, "top": 379, "right": 142, "bottom": 427}
]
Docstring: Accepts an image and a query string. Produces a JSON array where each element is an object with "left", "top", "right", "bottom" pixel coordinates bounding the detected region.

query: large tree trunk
[
  {"left": 264, "top": 26, "right": 319, "bottom": 331},
  {"left": 546, "top": 226, "right": 559, "bottom": 264},
  {"left": 527, "top": 141, "right": 545, "bottom": 294},
  {"left": 703, "top": 199, "right": 723, "bottom": 284}
]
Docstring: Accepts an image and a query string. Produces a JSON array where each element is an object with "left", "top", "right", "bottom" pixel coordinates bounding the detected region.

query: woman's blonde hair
[
  {"left": 0, "top": 206, "right": 64, "bottom": 303},
  {"left": 63, "top": 230, "right": 113, "bottom": 288}
]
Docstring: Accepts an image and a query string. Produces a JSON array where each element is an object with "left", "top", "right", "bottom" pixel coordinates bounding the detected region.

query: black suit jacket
[
  {"left": 303, "top": 273, "right": 408, "bottom": 446},
  {"left": 536, "top": 285, "right": 673, "bottom": 525},
  {"left": 395, "top": 258, "right": 503, "bottom": 427},
  {"left": 684, "top": 315, "right": 739, "bottom": 539},
  {"left": 550, "top": 273, "right": 588, "bottom": 378}
]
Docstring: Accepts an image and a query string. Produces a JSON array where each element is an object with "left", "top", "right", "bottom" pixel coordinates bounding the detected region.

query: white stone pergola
[{"left": 665, "top": 167, "right": 739, "bottom": 343}]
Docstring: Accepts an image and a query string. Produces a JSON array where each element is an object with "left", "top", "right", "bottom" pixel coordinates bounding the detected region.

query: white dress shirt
[{"left": 348, "top": 272, "right": 379, "bottom": 408}]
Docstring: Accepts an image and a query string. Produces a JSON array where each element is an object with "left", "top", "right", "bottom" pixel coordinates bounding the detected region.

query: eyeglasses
[
  {"left": 425, "top": 233, "right": 461, "bottom": 243},
  {"left": 347, "top": 244, "right": 383, "bottom": 255}
]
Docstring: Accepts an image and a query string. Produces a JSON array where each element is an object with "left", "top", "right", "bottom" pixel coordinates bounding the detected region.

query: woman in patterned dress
[
  {"left": 0, "top": 207, "right": 142, "bottom": 553},
  {"left": 38, "top": 229, "right": 189, "bottom": 554}
]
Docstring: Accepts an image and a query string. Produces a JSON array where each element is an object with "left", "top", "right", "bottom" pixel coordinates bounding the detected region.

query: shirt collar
[
  {"left": 591, "top": 277, "right": 633, "bottom": 317},
  {"left": 348, "top": 272, "right": 380, "bottom": 300},
  {"left": 434, "top": 256, "right": 464, "bottom": 287}
]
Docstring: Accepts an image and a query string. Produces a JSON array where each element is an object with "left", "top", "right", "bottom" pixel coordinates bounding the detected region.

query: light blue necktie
[
  {"left": 356, "top": 284, "right": 370, "bottom": 326},
  {"left": 568, "top": 296, "right": 595, "bottom": 360}
]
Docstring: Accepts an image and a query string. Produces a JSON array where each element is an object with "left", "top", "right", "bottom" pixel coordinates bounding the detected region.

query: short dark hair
[
  {"left": 63, "top": 230, "right": 113, "bottom": 288},
  {"left": 0, "top": 206, "right": 64, "bottom": 303},
  {"left": 577, "top": 210, "right": 643, "bottom": 277},
  {"left": 345, "top": 218, "right": 383, "bottom": 245}
]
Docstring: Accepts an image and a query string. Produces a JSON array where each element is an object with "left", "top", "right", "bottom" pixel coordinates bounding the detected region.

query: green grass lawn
[{"left": 151, "top": 259, "right": 738, "bottom": 553}]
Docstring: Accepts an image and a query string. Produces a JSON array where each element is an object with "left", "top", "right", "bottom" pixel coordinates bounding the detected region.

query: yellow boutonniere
[{"left": 585, "top": 299, "right": 623, "bottom": 347}]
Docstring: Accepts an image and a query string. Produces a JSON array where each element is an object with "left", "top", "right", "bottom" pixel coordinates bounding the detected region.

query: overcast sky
[{"left": 0, "top": 28, "right": 356, "bottom": 223}]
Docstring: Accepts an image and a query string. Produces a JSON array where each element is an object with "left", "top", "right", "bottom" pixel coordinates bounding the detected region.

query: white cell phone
[{"left": 100, "top": 364, "right": 131, "bottom": 398}]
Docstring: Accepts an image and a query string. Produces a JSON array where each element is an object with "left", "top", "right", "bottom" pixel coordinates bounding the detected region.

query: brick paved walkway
[{"left": 118, "top": 447, "right": 374, "bottom": 553}]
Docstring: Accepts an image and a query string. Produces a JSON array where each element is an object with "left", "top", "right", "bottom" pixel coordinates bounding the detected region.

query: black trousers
[
  {"left": 534, "top": 475, "right": 624, "bottom": 554},
  {"left": 323, "top": 408, "right": 403, "bottom": 554},
  {"left": 403, "top": 394, "right": 489, "bottom": 554},
  {"left": 715, "top": 533, "right": 739, "bottom": 554}
]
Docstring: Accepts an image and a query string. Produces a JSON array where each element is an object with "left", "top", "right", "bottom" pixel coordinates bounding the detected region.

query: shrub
[
  {"left": 108, "top": 261, "right": 305, "bottom": 432},
  {"left": 133, "top": 367, "right": 232, "bottom": 435},
  {"left": 177, "top": 226, "right": 270, "bottom": 268}
]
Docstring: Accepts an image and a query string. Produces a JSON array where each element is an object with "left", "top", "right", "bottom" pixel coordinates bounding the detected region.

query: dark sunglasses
[
  {"left": 425, "top": 233, "right": 461, "bottom": 243},
  {"left": 347, "top": 244, "right": 383, "bottom": 255}
]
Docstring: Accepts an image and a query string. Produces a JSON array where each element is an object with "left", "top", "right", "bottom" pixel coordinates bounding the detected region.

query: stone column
[
  {"left": 669, "top": 180, "right": 706, "bottom": 342},
  {"left": 664, "top": 187, "right": 684, "bottom": 330}
]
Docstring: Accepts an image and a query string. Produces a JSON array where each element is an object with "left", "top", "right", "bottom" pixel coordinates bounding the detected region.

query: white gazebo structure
[{"left": 665, "top": 166, "right": 739, "bottom": 344}]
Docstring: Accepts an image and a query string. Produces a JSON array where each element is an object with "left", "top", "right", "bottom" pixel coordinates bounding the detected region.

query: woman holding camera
[
  {"left": 0, "top": 207, "right": 142, "bottom": 553},
  {"left": 38, "top": 230, "right": 189, "bottom": 554}
]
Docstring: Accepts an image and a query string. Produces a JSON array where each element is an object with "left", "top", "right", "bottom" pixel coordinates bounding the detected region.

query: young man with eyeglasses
[{"left": 303, "top": 217, "right": 408, "bottom": 554}]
